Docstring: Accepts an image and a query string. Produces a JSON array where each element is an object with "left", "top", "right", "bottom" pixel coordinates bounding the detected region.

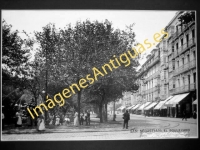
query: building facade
[{"left": 132, "top": 11, "right": 197, "bottom": 117}]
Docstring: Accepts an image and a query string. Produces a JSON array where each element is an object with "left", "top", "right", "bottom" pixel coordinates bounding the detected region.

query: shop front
[
  {"left": 165, "top": 93, "right": 190, "bottom": 118},
  {"left": 144, "top": 102, "right": 158, "bottom": 116},
  {"left": 153, "top": 96, "right": 173, "bottom": 117}
]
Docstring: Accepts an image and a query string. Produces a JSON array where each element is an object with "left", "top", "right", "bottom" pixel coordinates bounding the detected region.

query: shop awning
[
  {"left": 117, "top": 106, "right": 126, "bottom": 110},
  {"left": 127, "top": 105, "right": 135, "bottom": 110},
  {"left": 154, "top": 96, "right": 173, "bottom": 110},
  {"left": 193, "top": 99, "right": 197, "bottom": 105},
  {"left": 131, "top": 104, "right": 141, "bottom": 110},
  {"left": 165, "top": 93, "right": 189, "bottom": 107},
  {"left": 137, "top": 102, "right": 151, "bottom": 110},
  {"left": 144, "top": 102, "right": 158, "bottom": 110}
]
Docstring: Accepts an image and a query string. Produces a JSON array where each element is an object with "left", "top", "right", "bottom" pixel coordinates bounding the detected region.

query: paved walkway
[{"left": 2, "top": 113, "right": 197, "bottom": 134}]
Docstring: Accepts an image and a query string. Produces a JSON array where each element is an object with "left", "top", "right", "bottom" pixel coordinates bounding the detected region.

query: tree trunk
[
  {"left": 77, "top": 90, "right": 81, "bottom": 125},
  {"left": 99, "top": 101, "right": 103, "bottom": 123},
  {"left": 105, "top": 100, "right": 107, "bottom": 122},
  {"left": 113, "top": 101, "right": 116, "bottom": 121}
]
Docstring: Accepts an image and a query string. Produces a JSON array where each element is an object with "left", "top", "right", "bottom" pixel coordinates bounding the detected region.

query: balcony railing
[
  {"left": 174, "top": 83, "right": 196, "bottom": 94},
  {"left": 174, "top": 60, "right": 196, "bottom": 76}
]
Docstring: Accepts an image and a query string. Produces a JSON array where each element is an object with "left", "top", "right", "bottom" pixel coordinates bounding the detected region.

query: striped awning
[
  {"left": 144, "top": 102, "right": 158, "bottom": 110},
  {"left": 137, "top": 102, "right": 151, "bottom": 110},
  {"left": 154, "top": 96, "right": 173, "bottom": 110},
  {"left": 131, "top": 104, "right": 141, "bottom": 110},
  {"left": 127, "top": 105, "right": 135, "bottom": 110},
  {"left": 165, "top": 93, "right": 189, "bottom": 107}
]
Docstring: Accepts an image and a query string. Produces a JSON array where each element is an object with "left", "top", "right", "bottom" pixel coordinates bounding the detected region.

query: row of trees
[{"left": 2, "top": 19, "right": 140, "bottom": 123}]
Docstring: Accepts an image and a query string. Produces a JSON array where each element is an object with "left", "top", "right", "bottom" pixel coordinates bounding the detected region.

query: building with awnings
[
  {"left": 136, "top": 102, "right": 151, "bottom": 115},
  {"left": 126, "top": 105, "right": 135, "bottom": 113},
  {"left": 153, "top": 96, "right": 174, "bottom": 116},
  {"left": 164, "top": 93, "right": 190, "bottom": 118},
  {"left": 117, "top": 106, "right": 126, "bottom": 113},
  {"left": 131, "top": 104, "right": 141, "bottom": 114},
  {"left": 132, "top": 11, "right": 197, "bottom": 118},
  {"left": 144, "top": 102, "right": 158, "bottom": 116}
]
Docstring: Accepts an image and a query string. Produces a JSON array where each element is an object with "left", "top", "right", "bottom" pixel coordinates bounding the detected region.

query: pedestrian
[
  {"left": 80, "top": 113, "right": 84, "bottom": 125},
  {"left": 193, "top": 111, "right": 197, "bottom": 119},
  {"left": 182, "top": 109, "right": 187, "bottom": 121},
  {"left": 15, "top": 111, "right": 22, "bottom": 127},
  {"left": 87, "top": 110, "right": 90, "bottom": 126},
  {"left": 123, "top": 110, "right": 130, "bottom": 129},
  {"left": 55, "top": 116, "right": 60, "bottom": 126},
  {"left": 38, "top": 114, "right": 45, "bottom": 132},
  {"left": 84, "top": 111, "right": 88, "bottom": 125},
  {"left": 64, "top": 115, "right": 70, "bottom": 125},
  {"left": 2, "top": 112, "right": 5, "bottom": 130},
  {"left": 74, "top": 112, "right": 79, "bottom": 127}
]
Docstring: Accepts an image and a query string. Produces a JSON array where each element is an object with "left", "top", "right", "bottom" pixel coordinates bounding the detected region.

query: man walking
[
  {"left": 86, "top": 110, "right": 90, "bottom": 125},
  {"left": 123, "top": 110, "right": 130, "bottom": 129},
  {"left": 182, "top": 109, "right": 187, "bottom": 121}
]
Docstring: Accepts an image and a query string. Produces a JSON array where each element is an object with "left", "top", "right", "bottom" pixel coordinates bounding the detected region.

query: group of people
[{"left": 74, "top": 110, "right": 90, "bottom": 126}]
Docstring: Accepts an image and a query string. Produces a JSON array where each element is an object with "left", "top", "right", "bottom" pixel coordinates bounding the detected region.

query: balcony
[
  {"left": 174, "top": 60, "right": 196, "bottom": 76},
  {"left": 174, "top": 83, "right": 196, "bottom": 94}
]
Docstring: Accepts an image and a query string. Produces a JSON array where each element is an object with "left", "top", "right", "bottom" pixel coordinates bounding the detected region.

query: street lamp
[{"left": 41, "top": 89, "right": 47, "bottom": 122}]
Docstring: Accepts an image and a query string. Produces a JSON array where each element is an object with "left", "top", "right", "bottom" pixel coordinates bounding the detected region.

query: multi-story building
[
  {"left": 132, "top": 11, "right": 197, "bottom": 118},
  {"left": 135, "top": 48, "right": 161, "bottom": 104},
  {"left": 165, "top": 11, "right": 196, "bottom": 117}
]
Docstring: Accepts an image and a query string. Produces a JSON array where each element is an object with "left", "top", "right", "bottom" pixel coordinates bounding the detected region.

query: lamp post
[{"left": 41, "top": 89, "right": 47, "bottom": 122}]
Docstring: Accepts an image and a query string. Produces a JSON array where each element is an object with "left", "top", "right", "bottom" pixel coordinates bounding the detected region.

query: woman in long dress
[
  {"left": 74, "top": 112, "right": 79, "bottom": 127},
  {"left": 37, "top": 115, "right": 45, "bottom": 132},
  {"left": 16, "top": 112, "right": 22, "bottom": 127}
]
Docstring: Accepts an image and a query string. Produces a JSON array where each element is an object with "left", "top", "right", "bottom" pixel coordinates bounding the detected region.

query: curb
[{"left": 2, "top": 128, "right": 128, "bottom": 134}]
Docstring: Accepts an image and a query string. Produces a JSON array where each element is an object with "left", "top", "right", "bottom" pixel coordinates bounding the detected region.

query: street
[{"left": 2, "top": 114, "right": 197, "bottom": 140}]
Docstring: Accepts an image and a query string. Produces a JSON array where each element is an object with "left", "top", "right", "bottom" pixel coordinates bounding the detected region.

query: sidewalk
[
  {"left": 2, "top": 115, "right": 124, "bottom": 134},
  {"left": 129, "top": 114, "right": 197, "bottom": 124}
]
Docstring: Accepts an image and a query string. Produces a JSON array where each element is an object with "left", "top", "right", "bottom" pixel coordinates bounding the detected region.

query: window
[
  {"left": 181, "top": 38, "right": 183, "bottom": 46},
  {"left": 182, "top": 77, "right": 185, "bottom": 86},
  {"left": 178, "top": 79, "right": 180, "bottom": 87},
  {"left": 187, "top": 54, "right": 190, "bottom": 63},
  {"left": 186, "top": 34, "right": 189, "bottom": 45},
  {"left": 172, "top": 46, "right": 174, "bottom": 52},
  {"left": 192, "top": 29, "right": 195, "bottom": 38},
  {"left": 173, "top": 84, "right": 175, "bottom": 88},
  {"left": 176, "top": 43, "right": 179, "bottom": 51},
  {"left": 177, "top": 60, "right": 179, "bottom": 67},
  {"left": 193, "top": 51, "right": 196, "bottom": 59},
  {"left": 188, "top": 75, "right": 190, "bottom": 85},
  {"left": 182, "top": 58, "right": 184, "bottom": 65},
  {"left": 193, "top": 73, "right": 196, "bottom": 84}
]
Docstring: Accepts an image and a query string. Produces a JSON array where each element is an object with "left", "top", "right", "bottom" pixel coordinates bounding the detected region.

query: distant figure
[
  {"left": 55, "top": 116, "right": 60, "bottom": 126},
  {"left": 80, "top": 113, "right": 84, "bottom": 125},
  {"left": 86, "top": 110, "right": 90, "bottom": 125},
  {"left": 38, "top": 115, "right": 45, "bottom": 132},
  {"left": 182, "top": 110, "right": 187, "bottom": 121},
  {"left": 64, "top": 115, "right": 70, "bottom": 125},
  {"left": 193, "top": 111, "right": 197, "bottom": 119},
  {"left": 15, "top": 112, "right": 22, "bottom": 127},
  {"left": 2, "top": 112, "right": 5, "bottom": 130},
  {"left": 84, "top": 111, "right": 88, "bottom": 125},
  {"left": 123, "top": 110, "right": 130, "bottom": 129},
  {"left": 74, "top": 112, "right": 79, "bottom": 127}
]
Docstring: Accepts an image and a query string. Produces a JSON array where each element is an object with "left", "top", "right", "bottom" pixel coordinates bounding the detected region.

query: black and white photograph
[{"left": 1, "top": 10, "right": 198, "bottom": 141}]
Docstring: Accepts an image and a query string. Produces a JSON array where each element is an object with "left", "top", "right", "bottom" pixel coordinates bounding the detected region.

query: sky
[{"left": 2, "top": 10, "right": 177, "bottom": 65}]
